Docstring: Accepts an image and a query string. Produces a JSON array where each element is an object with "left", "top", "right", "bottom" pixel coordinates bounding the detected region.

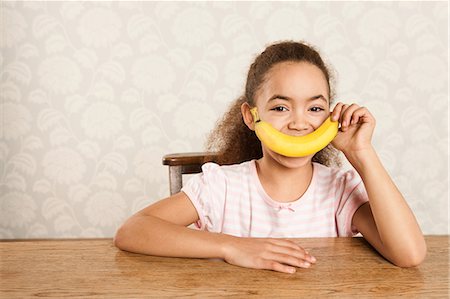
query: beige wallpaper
[{"left": 0, "top": 1, "right": 448, "bottom": 238}]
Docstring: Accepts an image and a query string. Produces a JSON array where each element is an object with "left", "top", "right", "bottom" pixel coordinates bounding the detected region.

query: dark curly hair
[{"left": 205, "top": 40, "right": 341, "bottom": 167}]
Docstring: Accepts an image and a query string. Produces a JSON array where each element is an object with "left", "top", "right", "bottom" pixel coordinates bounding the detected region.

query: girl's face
[{"left": 250, "top": 61, "right": 331, "bottom": 165}]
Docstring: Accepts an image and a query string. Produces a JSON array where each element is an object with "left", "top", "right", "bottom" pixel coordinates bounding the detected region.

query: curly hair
[{"left": 205, "top": 40, "right": 341, "bottom": 167}]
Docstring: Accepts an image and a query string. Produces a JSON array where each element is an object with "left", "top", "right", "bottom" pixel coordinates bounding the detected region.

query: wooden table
[{"left": 1, "top": 236, "right": 448, "bottom": 298}]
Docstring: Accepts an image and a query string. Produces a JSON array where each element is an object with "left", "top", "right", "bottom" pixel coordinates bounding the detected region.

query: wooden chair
[{"left": 162, "top": 152, "right": 219, "bottom": 195}]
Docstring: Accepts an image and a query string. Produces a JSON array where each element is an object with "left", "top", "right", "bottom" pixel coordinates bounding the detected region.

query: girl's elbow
[
  {"left": 394, "top": 254, "right": 425, "bottom": 268},
  {"left": 393, "top": 243, "right": 427, "bottom": 268},
  {"left": 114, "top": 225, "right": 130, "bottom": 250}
]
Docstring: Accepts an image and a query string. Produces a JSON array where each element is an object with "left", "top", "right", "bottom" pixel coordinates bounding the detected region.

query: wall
[{"left": 0, "top": 1, "right": 448, "bottom": 238}]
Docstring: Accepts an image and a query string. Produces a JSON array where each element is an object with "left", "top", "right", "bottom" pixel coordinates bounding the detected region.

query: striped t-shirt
[{"left": 181, "top": 160, "right": 368, "bottom": 238}]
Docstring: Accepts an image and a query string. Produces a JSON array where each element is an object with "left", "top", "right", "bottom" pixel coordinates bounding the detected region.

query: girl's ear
[{"left": 241, "top": 102, "right": 255, "bottom": 131}]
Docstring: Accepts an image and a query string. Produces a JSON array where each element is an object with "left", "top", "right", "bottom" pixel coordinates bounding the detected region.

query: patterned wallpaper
[{"left": 0, "top": 1, "right": 448, "bottom": 238}]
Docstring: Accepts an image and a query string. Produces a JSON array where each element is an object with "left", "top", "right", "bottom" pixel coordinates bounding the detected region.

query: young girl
[{"left": 115, "top": 41, "right": 426, "bottom": 273}]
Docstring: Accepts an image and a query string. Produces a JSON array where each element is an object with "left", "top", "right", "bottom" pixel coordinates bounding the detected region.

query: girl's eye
[
  {"left": 310, "top": 106, "right": 325, "bottom": 112},
  {"left": 271, "top": 106, "right": 288, "bottom": 112}
]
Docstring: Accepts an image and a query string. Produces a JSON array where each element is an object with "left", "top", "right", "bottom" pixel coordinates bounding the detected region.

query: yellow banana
[{"left": 250, "top": 107, "right": 338, "bottom": 157}]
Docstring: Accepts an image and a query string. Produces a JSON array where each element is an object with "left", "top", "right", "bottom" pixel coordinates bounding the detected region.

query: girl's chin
[{"left": 267, "top": 151, "right": 314, "bottom": 168}]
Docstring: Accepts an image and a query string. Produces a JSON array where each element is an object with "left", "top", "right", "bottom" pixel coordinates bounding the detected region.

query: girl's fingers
[
  {"left": 333, "top": 103, "right": 373, "bottom": 132},
  {"left": 340, "top": 103, "right": 360, "bottom": 127},
  {"left": 266, "top": 239, "right": 316, "bottom": 264},
  {"left": 226, "top": 237, "right": 318, "bottom": 274},
  {"left": 269, "top": 238, "right": 304, "bottom": 252},
  {"left": 261, "top": 259, "right": 297, "bottom": 274},
  {"left": 331, "top": 102, "right": 344, "bottom": 121},
  {"left": 265, "top": 252, "right": 313, "bottom": 269},
  {"left": 332, "top": 102, "right": 354, "bottom": 127},
  {"left": 350, "top": 107, "right": 367, "bottom": 125}
]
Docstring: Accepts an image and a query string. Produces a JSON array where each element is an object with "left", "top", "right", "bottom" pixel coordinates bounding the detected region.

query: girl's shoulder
[{"left": 186, "top": 160, "right": 255, "bottom": 192}]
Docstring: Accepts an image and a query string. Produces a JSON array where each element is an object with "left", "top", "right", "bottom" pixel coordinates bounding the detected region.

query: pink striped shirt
[{"left": 182, "top": 160, "right": 368, "bottom": 238}]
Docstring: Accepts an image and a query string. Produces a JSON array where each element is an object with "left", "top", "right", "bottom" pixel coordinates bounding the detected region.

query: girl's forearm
[
  {"left": 345, "top": 147, "right": 426, "bottom": 255},
  {"left": 114, "top": 214, "right": 231, "bottom": 258},
  {"left": 115, "top": 213, "right": 317, "bottom": 273}
]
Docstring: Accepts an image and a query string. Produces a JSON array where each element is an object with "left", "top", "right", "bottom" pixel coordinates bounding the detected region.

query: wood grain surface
[{"left": 1, "top": 236, "right": 448, "bottom": 298}]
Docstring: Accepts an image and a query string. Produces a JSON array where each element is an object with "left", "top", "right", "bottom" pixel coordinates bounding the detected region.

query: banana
[{"left": 250, "top": 107, "right": 338, "bottom": 157}]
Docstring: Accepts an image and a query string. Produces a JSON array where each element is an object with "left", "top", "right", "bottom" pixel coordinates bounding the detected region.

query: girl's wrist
[
  {"left": 344, "top": 146, "right": 378, "bottom": 173},
  {"left": 217, "top": 233, "right": 236, "bottom": 260}
]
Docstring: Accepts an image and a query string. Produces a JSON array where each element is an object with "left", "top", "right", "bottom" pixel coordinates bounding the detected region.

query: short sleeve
[
  {"left": 181, "top": 162, "right": 227, "bottom": 232},
  {"left": 335, "top": 169, "right": 369, "bottom": 236}
]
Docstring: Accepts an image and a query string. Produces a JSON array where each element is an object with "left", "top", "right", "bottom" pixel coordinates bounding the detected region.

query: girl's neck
[{"left": 255, "top": 156, "right": 314, "bottom": 203}]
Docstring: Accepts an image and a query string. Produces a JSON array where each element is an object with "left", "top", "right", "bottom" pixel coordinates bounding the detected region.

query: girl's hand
[
  {"left": 222, "top": 236, "right": 316, "bottom": 273},
  {"left": 330, "top": 102, "right": 376, "bottom": 156}
]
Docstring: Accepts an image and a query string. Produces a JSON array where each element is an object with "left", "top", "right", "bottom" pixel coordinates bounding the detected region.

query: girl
[{"left": 115, "top": 41, "right": 426, "bottom": 274}]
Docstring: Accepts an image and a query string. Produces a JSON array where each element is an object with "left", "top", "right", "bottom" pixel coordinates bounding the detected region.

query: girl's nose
[{"left": 287, "top": 115, "right": 309, "bottom": 131}]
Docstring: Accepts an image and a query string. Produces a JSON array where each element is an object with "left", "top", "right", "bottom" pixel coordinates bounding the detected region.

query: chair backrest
[{"left": 162, "top": 152, "right": 218, "bottom": 195}]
